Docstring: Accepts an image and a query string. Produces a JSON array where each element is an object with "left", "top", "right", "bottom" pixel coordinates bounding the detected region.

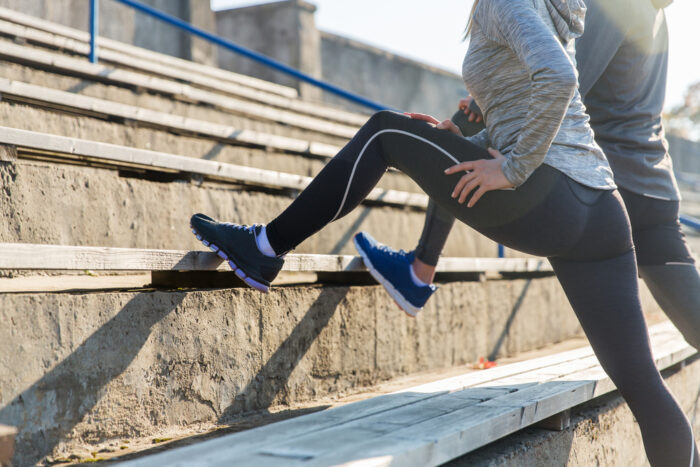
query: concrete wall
[
  {"left": 320, "top": 32, "right": 466, "bottom": 117},
  {"left": 0, "top": 0, "right": 218, "bottom": 66},
  {"left": 0, "top": 279, "right": 583, "bottom": 464},
  {"left": 215, "top": 0, "right": 466, "bottom": 117},
  {"left": 216, "top": 0, "right": 322, "bottom": 101}
]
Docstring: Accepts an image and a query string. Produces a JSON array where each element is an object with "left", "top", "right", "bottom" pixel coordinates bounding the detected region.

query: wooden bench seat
[{"left": 114, "top": 321, "right": 693, "bottom": 467}]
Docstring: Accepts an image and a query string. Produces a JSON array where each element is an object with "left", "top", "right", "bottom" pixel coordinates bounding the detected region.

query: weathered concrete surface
[
  {"left": 0, "top": 278, "right": 580, "bottom": 465},
  {"left": 0, "top": 279, "right": 666, "bottom": 465},
  {"left": 0, "top": 58, "right": 348, "bottom": 147},
  {"left": 0, "top": 102, "right": 427, "bottom": 195},
  {"left": 0, "top": 160, "right": 497, "bottom": 257},
  {"left": 0, "top": 0, "right": 217, "bottom": 66},
  {"left": 216, "top": 0, "right": 323, "bottom": 101},
  {"left": 214, "top": 0, "right": 466, "bottom": 117},
  {"left": 449, "top": 356, "right": 700, "bottom": 466},
  {"left": 320, "top": 31, "right": 467, "bottom": 117}
]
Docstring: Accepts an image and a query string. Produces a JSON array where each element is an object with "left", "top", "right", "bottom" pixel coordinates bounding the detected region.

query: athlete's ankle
[
  {"left": 412, "top": 258, "right": 436, "bottom": 285},
  {"left": 255, "top": 225, "right": 277, "bottom": 258}
]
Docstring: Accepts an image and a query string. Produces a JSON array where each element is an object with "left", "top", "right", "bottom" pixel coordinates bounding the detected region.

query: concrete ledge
[
  {"left": 0, "top": 7, "right": 300, "bottom": 100},
  {"left": 0, "top": 278, "right": 582, "bottom": 465},
  {"left": 0, "top": 37, "right": 358, "bottom": 139},
  {"left": 0, "top": 78, "right": 341, "bottom": 158},
  {"left": 0, "top": 10, "right": 370, "bottom": 127},
  {"left": 0, "top": 160, "right": 497, "bottom": 257}
]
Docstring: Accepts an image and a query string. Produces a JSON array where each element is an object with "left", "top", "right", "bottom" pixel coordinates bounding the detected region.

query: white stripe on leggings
[
  {"left": 330, "top": 129, "right": 461, "bottom": 222},
  {"left": 690, "top": 433, "right": 695, "bottom": 467}
]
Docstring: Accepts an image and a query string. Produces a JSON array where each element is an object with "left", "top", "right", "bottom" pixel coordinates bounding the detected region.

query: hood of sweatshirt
[{"left": 542, "top": 0, "right": 586, "bottom": 41}]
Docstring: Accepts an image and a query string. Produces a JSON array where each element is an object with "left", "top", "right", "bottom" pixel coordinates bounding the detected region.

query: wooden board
[
  {"left": 0, "top": 35, "right": 358, "bottom": 139},
  {"left": 0, "top": 126, "right": 428, "bottom": 209},
  {"left": 0, "top": 243, "right": 552, "bottom": 274},
  {"left": 0, "top": 12, "right": 370, "bottom": 127},
  {"left": 115, "top": 322, "right": 694, "bottom": 467}
]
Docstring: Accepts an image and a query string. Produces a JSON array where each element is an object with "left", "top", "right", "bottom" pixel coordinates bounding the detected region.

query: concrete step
[
  {"left": 0, "top": 100, "right": 419, "bottom": 194},
  {"left": 0, "top": 6, "right": 299, "bottom": 100},
  {"left": 0, "top": 38, "right": 356, "bottom": 144},
  {"left": 0, "top": 278, "right": 583, "bottom": 465},
  {"left": 115, "top": 322, "right": 694, "bottom": 467},
  {"left": 0, "top": 137, "right": 494, "bottom": 256},
  {"left": 0, "top": 78, "right": 343, "bottom": 158},
  {"left": 0, "top": 8, "right": 369, "bottom": 127}
]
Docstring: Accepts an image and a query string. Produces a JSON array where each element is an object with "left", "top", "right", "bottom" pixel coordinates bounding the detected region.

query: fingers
[
  {"left": 458, "top": 96, "right": 473, "bottom": 110},
  {"left": 468, "top": 186, "right": 488, "bottom": 208},
  {"left": 458, "top": 176, "right": 481, "bottom": 204},
  {"left": 404, "top": 112, "right": 440, "bottom": 125},
  {"left": 436, "top": 120, "right": 463, "bottom": 136},
  {"left": 444, "top": 161, "right": 476, "bottom": 174},
  {"left": 451, "top": 171, "right": 478, "bottom": 200}
]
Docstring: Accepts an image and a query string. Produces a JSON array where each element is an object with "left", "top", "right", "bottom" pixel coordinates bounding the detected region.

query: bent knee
[{"left": 367, "top": 110, "right": 406, "bottom": 130}]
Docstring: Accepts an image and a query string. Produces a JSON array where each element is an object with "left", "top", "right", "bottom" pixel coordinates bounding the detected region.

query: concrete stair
[{"left": 0, "top": 7, "right": 695, "bottom": 467}]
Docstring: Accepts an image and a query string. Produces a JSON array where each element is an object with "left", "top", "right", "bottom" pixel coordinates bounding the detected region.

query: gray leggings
[{"left": 266, "top": 111, "right": 697, "bottom": 465}]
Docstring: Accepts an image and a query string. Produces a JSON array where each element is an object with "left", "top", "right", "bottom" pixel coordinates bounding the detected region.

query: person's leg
[
  {"left": 550, "top": 253, "right": 698, "bottom": 466},
  {"left": 621, "top": 188, "right": 700, "bottom": 349},
  {"left": 549, "top": 189, "right": 698, "bottom": 466},
  {"left": 266, "top": 110, "right": 558, "bottom": 256}
]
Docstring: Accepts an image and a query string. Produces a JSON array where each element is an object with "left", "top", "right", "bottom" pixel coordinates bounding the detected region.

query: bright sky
[{"left": 211, "top": 0, "right": 700, "bottom": 110}]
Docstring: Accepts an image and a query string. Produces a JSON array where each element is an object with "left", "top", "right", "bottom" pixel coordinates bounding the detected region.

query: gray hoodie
[
  {"left": 464, "top": 0, "right": 615, "bottom": 189},
  {"left": 576, "top": 0, "right": 679, "bottom": 200}
]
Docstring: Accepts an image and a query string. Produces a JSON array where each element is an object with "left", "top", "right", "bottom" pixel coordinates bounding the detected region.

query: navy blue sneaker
[
  {"left": 353, "top": 231, "right": 437, "bottom": 317},
  {"left": 190, "top": 213, "right": 284, "bottom": 293}
]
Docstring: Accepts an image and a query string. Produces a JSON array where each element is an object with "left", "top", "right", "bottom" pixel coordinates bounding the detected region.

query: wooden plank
[
  {"left": 0, "top": 36, "right": 359, "bottom": 139},
  {"left": 0, "top": 243, "right": 550, "bottom": 274},
  {"left": 0, "top": 125, "right": 429, "bottom": 209},
  {"left": 0, "top": 13, "right": 369, "bottom": 127},
  {"left": 0, "top": 78, "right": 343, "bottom": 158},
  {"left": 0, "top": 424, "right": 16, "bottom": 466},
  {"left": 116, "top": 322, "right": 695, "bottom": 467},
  {"left": 0, "top": 273, "right": 151, "bottom": 293}
]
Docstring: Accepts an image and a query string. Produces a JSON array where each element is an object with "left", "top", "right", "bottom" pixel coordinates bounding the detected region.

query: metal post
[{"left": 89, "top": 0, "right": 99, "bottom": 63}]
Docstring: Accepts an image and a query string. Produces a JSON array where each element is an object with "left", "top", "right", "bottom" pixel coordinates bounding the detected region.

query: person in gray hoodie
[
  {"left": 190, "top": 0, "right": 697, "bottom": 463},
  {"left": 389, "top": 0, "right": 700, "bottom": 352}
]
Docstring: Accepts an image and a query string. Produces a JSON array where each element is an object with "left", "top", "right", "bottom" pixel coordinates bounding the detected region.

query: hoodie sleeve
[{"left": 474, "top": 0, "right": 578, "bottom": 187}]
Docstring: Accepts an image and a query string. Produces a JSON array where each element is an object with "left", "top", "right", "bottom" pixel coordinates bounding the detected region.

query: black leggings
[{"left": 266, "top": 111, "right": 697, "bottom": 466}]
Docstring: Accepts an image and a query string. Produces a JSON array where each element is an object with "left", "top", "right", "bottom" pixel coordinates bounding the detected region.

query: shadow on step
[
  {"left": 219, "top": 286, "right": 349, "bottom": 422},
  {"left": 0, "top": 292, "right": 186, "bottom": 466}
]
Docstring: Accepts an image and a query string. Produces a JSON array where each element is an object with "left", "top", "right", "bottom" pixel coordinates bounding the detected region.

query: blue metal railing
[
  {"left": 89, "top": 0, "right": 98, "bottom": 63},
  {"left": 92, "top": 0, "right": 394, "bottom": 112}
]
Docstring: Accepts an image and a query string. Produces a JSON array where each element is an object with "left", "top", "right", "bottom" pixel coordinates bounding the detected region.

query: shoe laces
[
  {"left": 222, "top": 222, "right": 258, "bottom": 235},
  {"left": 374, "top": 243, "right": 411, "bottom": 262}
]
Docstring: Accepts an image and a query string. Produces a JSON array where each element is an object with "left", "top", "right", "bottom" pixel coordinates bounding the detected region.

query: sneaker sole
[
  {"left": 190, "top": 224, "right": 270, "bottom": 293},
  {"left": 353, "top": 236, "right": 420, "bottom": 317}
]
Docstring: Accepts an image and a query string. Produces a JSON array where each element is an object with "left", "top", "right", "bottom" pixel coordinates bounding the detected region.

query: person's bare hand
[
  {"left": 458, "top": 96, "right": 483, "bottom": 123},
  {"left": 404, "top": 112, "right": 463, "bottom": 136},
  {"left": 444, "top": 148, "right": 513, "bottom": 207}
]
